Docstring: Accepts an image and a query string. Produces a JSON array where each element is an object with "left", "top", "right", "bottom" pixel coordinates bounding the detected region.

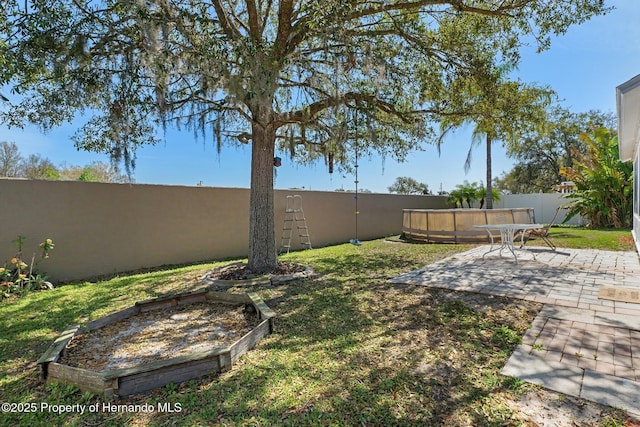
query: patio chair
[{"left": 520, "top": 206, "right": 562, "bottom": 251}]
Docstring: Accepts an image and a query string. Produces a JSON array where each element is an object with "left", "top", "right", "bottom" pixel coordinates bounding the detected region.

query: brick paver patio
[{"left": 390, "top": 245, "right": 640, "bottom": 415}]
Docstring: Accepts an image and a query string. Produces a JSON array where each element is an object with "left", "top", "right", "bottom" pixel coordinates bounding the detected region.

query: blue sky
[{"left": 2, "top": 2, "right": 640, "bottom": 193}]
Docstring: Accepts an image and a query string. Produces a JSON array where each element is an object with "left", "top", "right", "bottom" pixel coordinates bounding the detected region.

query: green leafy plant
[
  {"left": 1, "top": 236, "right": 55, "bottom": 298},
  {"left": 447, "top": 181, "right": 501, "bottom": 209},
  {"left": 561, "top": 127, "right": 633, "bottom": 228}
]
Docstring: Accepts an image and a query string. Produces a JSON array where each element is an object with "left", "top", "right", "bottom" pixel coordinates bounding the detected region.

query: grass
[
  {"left": 0, "top": 228, "right": 634, "bottom": 426},
  {"left": 541, "top": 227, "right": 635, "bottom": 251}
]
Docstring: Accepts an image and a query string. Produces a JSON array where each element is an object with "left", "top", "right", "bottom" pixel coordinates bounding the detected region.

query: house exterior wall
[
  {"left": 632, "top": 156, "right": 639, "bottom": 254},
  {"left": 617, "top": 74, "right": 640, "bottom": 253}
]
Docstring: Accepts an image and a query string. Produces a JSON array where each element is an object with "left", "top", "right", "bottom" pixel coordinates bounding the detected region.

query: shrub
[
  {"left": 561, "top": 127, "right": 633, "bottom": 228},
  {"left": 1, "top": 236, "right": 55, "bottom": 298}
]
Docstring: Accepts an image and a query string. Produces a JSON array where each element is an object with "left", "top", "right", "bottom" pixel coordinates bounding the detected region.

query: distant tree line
[{"left": 0, "top": 141, "right": 131, "bottom": 183}]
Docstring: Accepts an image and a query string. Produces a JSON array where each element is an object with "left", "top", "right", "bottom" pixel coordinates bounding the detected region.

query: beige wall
[{"left": 0, "top": 179, "right": 446, "bottom": 282}]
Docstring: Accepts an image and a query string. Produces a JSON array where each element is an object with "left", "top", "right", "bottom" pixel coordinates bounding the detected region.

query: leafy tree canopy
[
  {"left": 0, "top": 0, "right": 610, "bottom": 271},
  {"left": 447, "top": 180, "right": 478, "bottom": 208},
  {"left": 475, "top": 183, "right": 501, "bottom": 209},
  {"left": 448, "top": 180, "right": 500, "bottom": 208},
  {"left": 388, "top": 176, "right": 429, "bottom": 195},
  {"left": 21, "top": 153, "right": 60, "bottom": 179},
  {"left": 59, "top": 161, "right": 131, "bottom": 183},
  {"left": 497, "top": 108, "right": 616, "bottom": 194}
]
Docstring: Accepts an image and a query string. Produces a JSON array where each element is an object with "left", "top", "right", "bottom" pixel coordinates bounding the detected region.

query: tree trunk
[
  {"left": 485, "top": 134, "right": 493, "bottom": 210},
  {"left": 247, "top": 120, "right": 278, "bottom": 273}
]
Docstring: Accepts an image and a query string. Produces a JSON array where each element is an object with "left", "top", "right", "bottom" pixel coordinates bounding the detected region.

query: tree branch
[
  {"left": 351, "top": 0, "right": 529, "bottom": 21},
  {"left": 273, "top": 0, "right": 294, "bottom": 60},
  {"left": 211, "top": 0, "right": 242, "bottom": 40},
  {"left": 245, "top": 0, "right": 262, "bottom": 39},
  {"left": 275, "top": 92, "right": 409, "bottom": 127},
  {"left": 261, "top": 0, "right": 275, "bottom": 31}
]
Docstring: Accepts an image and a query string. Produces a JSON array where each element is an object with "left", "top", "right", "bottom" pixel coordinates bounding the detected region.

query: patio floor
[{"left": 389, "top": 245, "right": 640, "bottom": 416}]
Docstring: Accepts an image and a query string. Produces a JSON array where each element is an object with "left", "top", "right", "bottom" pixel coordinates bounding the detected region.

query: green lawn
[
  {"left": 0, "top": 228, "right": 634, "bottom": 426},
  {"left": 540, "top": 227, "right": 635, "bottom": 251}
]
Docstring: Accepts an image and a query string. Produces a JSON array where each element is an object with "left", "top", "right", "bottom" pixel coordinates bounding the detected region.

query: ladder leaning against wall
[{"left": 280, "top": 195, "right": 312, "bottom": 254}]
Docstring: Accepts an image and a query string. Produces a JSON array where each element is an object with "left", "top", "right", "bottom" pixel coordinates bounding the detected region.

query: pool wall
[{"left": 402, "top": 208, "right": 535, "bottom": 243}]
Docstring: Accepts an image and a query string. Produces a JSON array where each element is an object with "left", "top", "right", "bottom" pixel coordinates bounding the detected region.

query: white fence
[{"left": 495, "top": 193, "right": 583, "bottom": 226}]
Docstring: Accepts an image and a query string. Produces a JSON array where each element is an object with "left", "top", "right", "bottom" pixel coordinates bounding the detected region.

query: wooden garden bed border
[{"left": 37, "top": 289, "right": 275, "bottom": 398}]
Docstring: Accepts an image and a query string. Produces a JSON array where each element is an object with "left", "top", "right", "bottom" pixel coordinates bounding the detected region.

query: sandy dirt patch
[{"left": 60, "top": 301, "right": 260, "bottom": 371}]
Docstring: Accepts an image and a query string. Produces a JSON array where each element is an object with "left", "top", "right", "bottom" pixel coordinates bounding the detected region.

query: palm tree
[
  {"left": 475, "top": 182, "right": 501, "bottom": 209},
  {"left": 440, "top": 70, "right": 552, "bottom": 209},
  {"left": 465, "top": 128, "right": 496, "bottom": 208},
  {"left": 447, "top": 189, "right": 465, "bottom": 208},
  {"left": 449, "top": 181, "right": 478, "bottom": 208}
]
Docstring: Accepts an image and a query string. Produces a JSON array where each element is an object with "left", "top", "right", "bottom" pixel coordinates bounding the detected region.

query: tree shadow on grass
[
  {"left": 122, "top": 270, "right": 534, "bottom": 425},
  {"left": 150, "top": 281, "right": 540, "bottom": 426},
  {"left": 0, "top": 268, "right": 209, "bottom": 404},
  {"left": 309, "top": 253, "right": 423, "bottom": 279},
  {"left": 3, "top": 243, "right": 626, "bottom": 426}
]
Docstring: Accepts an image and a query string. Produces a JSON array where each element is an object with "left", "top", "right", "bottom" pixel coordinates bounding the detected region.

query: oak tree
[{"left": 0, "top": 1, "right": 609, "bottom": 272}]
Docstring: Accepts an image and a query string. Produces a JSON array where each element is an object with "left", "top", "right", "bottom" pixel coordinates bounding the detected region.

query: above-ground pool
[{"left": 402, "top": 208, "right": 535, "bottom": 243}]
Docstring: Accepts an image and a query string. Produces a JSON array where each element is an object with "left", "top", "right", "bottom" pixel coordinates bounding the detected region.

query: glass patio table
[{"left": 473, "top": 223, "right": 544, "bottom": 264}]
